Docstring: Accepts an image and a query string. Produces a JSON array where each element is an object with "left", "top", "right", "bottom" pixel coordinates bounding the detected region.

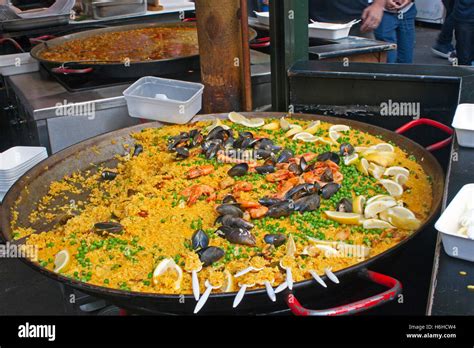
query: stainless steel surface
[
  {"left": 83, "top": 0, "right": 147, "bottom": 20},
  {"left": 0, "top": 14, "right": 70, "bottom": 32}
]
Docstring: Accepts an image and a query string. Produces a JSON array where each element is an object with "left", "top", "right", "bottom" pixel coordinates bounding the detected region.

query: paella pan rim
[{"left": 0, "top": 112, "right": 444, "bottom": 301}]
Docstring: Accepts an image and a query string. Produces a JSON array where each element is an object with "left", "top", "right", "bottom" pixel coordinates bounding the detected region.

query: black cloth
[
  {"left": 455, "top": 21, "right": 474, "bottom": 64},
  {"left": 309, "top": 0, "right": 371, "bottom": 23},
  {"left": 438, "top": 0, "right": 456, "bottom": 45},
  {"left": 454, "top": 0, "right": 474, "bottom": 23}
]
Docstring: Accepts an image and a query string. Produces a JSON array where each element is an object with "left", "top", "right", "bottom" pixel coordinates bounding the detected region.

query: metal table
[{"left": 428, "top": 139, "right": 474, "bottom": 315}]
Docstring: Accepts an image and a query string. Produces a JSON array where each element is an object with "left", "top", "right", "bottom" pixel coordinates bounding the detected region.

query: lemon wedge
[
  {"left": 285, "top": 125, "right": 303, "bottom": 138},
  {"left": 363, "top": 219, "right": 395, "bottom": 229},
  {"left": 53, "top": 250, "right": 70, "bottom": 273},
  {"left": 344, "top": 153, "right": 359, "bottom": 165},
  {"left": 372, "top": 143, "right": 394, "bottom": 152},
  {"left": 388, "top": 215, "right": 422, "bottom": 230},
  {"left": 221, "top": 270, "right": 235, "bottom": 292},
  {"left": 329, "top": 131, "right": 341, "bottom": 143},
  {"left": 329, "top": 125, "right": 350, "bottom": 132},
  {"left": 286, "top": 234, "right": 297, "bottom": 256},
  {"left": 379, "top": 179, "right": 404, "bottom": 197},
  {"left": 364, "top": 199, "right": 397, "bottom": 218},
  {"left": 228, "top": 111, "right": 247, "bottom": 124},
  {"left": 280, "top": 117, "right": 291, "bottom": 130},
  {"left": 366, "top": 194, "right": 396, "bottom": 205},
  {"left": 356, "top": 158, "right": 370, "bottom": 176},
  {"left": 240, "top": 118, "right": 265, "bottom": 128},
  {"left": 387, "top": 206, "right": 416, "bottom": 219},
  {"left": 355, "top": 146, "right": 369, "bottom": 153},
  {"left": 368, "top": 162, "right": 385, "bottom": 179},
  {"left": 394, "top": 173, "right": 408, "bottom": 186},
  {"left": 304, "top": 121, "right": 321, "bottom": 134},
  {"left": 364, "top": 151, "right": 396, "bottom": 167},
  {"left": 262, "top": 122, "right": 280, "bottom": 130},
  {"left": 384, "top": 166, "right": 410, "bottom": 177},
  {"left": 325, "top": 211, "right": 362, "bottom": 225},
  {"left": 353, "top": 195, "right": 366, "bottom": 214},
  {"left": 153, "top": 258, "right": 183, "bottom": 290}
]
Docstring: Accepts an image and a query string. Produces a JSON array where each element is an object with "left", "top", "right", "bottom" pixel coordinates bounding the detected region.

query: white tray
[
  {"left": 435, "top": 184, "right": 474, "bottom": 262},
  {"left": 452, "top": 104, "right": 474, "bottom": 148}
]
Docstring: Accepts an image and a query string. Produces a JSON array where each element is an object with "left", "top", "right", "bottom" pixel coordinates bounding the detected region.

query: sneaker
[
  {"left": 448, "top": 51, "right": 457, "bottom": 63},
  {"left": 431, "top": 42, "right": 456, "bottom": 59}
]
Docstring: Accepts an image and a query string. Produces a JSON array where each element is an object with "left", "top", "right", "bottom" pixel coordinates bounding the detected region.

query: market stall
[{"left": 0, "top": 0, "right": 473, "bottom": 328}]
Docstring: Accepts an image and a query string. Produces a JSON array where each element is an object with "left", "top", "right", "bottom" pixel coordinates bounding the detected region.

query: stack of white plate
[{"left": 0, "top": 147, "right": 48, "bottom": 202}]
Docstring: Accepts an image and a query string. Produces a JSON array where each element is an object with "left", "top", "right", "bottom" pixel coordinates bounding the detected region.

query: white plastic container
[
  {"left": 308, "top": 21, "right": 355, "bottom": 40},
  {"left": 435, "top": 184, "right": 474, "bottom": 262},
  {"left": 254, "top": 11, "right": 269, "bottom": 26},
  {"left": 123, "top": 76, "right": 204, "bottom": 124},
  {"left": 452, "top": 104, "right": 474, "bottom": 148}
]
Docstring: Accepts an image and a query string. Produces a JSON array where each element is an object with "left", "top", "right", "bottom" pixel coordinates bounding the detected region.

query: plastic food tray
[
  {"left": 452, "top": 104, "right": 474, "bottom": 148},
  {"left": 123, "top": 76, "right": 204, "bottom": 124}
]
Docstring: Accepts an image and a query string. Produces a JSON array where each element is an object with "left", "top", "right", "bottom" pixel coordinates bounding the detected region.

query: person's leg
[
  {"left": 433, "top": 0, "right": 456, "bottom": 57},
  {"left": 396, "top": 5, "right": 417, "bottom": 63},
  {"left": 455, "top": 21, "right": 474, "bottom": 65},
  {"left": 374, "top": 12, "right": 399, "bottom": 63}
]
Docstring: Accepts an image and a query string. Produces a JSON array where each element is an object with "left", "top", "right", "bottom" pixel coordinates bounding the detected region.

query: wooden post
[{"left": 195, "top": 0, "right": 250, "bottom": 113}]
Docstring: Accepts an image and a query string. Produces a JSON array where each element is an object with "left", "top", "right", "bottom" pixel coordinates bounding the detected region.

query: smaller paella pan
[{"left": 4, "top": 112, "right": 443, "bottom": 315}]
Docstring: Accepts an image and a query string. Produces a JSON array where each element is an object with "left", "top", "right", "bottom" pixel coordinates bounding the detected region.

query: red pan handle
[
  {"left": 0, "top": 38, "right": 24, "bottom": 52},
  {"left": 29, "top": 35, "right": 56, "bottom": 44},
  {"left": 285, "top": 270, "right": 402, "bottom": 316},
  {"left": 395, "top": 118, "right": 454, "bottom": 152},
  {"left": 250, "top": 36, "right": 270, "bottom": 48},
  {"left": 182, "top": 18, "right": 196, "bottom": 22},
  {"left": 51, "top": 66, "right": 94, "bottom": 74}
]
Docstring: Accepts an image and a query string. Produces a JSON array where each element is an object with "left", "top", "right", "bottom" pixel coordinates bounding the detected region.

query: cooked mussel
[
  {"left": 191, "top": 229, "right": 209, "bottom": 250},
  {"left": 133, "top": 144, "right": 143, "bottom": 157},
  {"left": 228, "top": 163, "right": 249, "bottom": 177},
  {"left": 320, "top": 168, "right": 334, "bottom": 182},
  {"left": 255, "top": 149, "right": 274, "bottom": 160},
  {"left": 224, "top": 228, "right": 256, "bottom": 246},
  {"left": 266, "top": 200, "right": 295, "bottom": 218},
  {"left": 264, "top": 234, "right": 286, "bottom": 247},
  {"left": 317, "top": 152, "right": 340, "bottom": 165},
  {"left": 216, "top": 204, "right": 244, "bottom": 218},
  {"left": 321, "top": 183, "right": 341, "bottom": 199},
  {"left": 206, "top": 126, "right": 224, "bottom": 141},
  {"left": 176, "top": 147, "right": 190, "bottom": 159},
  {"left": 255, "top": 165, "right": 276, "bottom": 174},
  {"left": 277, "top": 149, "right": 294, "bottom": 164},
  {"left": 198, "top": 246, "right": 225, "bottom": 266},
  {"left": 94, "top": 222, "right": 123, "bottom": 235},
  {"left": 189, "top": 129, "right": 204, "bottom": 147},
  {"left": 294, "top": 194, "right": 321, "bottom": 212},
  {"left": 222, "top": 194, "right": 238, "bottom": 205},
  {"left": 221, "top": 215, "right": 254, "bottom": 230},
  {"left": 258, "top": 197, "right": 283, "bottom": 207},
  {"left": 101, "top": 171, "right": 117, "bottom": 180},
  {"left": 168, "top": 132, "right": 189, "bottom": 151},
  {"left": 340, "top": 143, "right": 355, "bottom": 156},
  {"left": 336, "top": 198, "right": 353, "bottom": 213},
  {"left": 284, "top": 183, "right": 319, "bottom": 200}
]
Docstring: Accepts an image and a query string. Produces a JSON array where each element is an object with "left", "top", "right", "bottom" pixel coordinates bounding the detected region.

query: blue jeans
[{"left": 375, "top": 5, "right": 417, "bottom": 64}]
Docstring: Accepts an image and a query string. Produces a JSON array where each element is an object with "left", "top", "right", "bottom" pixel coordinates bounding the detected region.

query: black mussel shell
[
  {"left": 320, "top": 168, "right": 334, "bottom": 182},
  {"left": 321, "top": 183, "right": 341, "bottom": 199},
  {"left": 228, "top": 163, "right": 249, "bottom": 177},
  {"left": 284, "top": 183, "right": 319, "bottom": 201},
  {"left": 191, "top": 229, "right": 209, "bottom": 250},
  {"left": 205, "top": 142, "right": 222, "bottom": 160},
  {"left": 168, "top": 132, "right": 189, "bottom": 151},
  {"left": 222, "top": 194, "right": 238, "bottom": 205},
  {"left": 277, "top": 149, "right": 294, "bottom": 164},
  {"left": 258, "top": 197, "right": 283, "bottom": 207},
  {"left": 255, "top": 149, "right": 274, "bottom": 160},
  {"left": 221, "top": 215, "right": 254, "bottom": 230},
  {"left": 265, "top": 200, "right": 295, "bottom": 218},
  {"left": 336, "top": 198, "right": 353, "bottom": 213},
  {"left": 198, "top": 246, "right": 225, "bottom": 267},
  {"left": 264, "top": 234, "right": 286, "bottom": 247},
  {"left": 294, "top": 194, "right": 321, "bottom": 212},
  {"left": 216, "top": 204, "right": 244, "bottom": 217},
  {"left": 206, "top": 126, "right": 224, "bottom": 141},
  {"left": 317, "top": 152, "right": 340, "bottom": 165},
  {"left": 101, "top": 171, "right": 117, "bottom": 180},
  {"left": 255, "top": 165, "right": 276, "bottom": 174},
  {"left": 189, "top": 129, "right": 203, "bottom": 147},
  {"left": 176, "top": 147, "right": 190, "bottom": 159},
  {"left": 288, "top": 162, "right": 303, "bottom": 176},
  {"left": 340, "top": 143, "right": 355, "bottom": 157},
  {"left": 224, "top": 228, "right": 256, "bottom": 246},
  {"left": 133, "top": 144, "right": 143, "bottom": 157},
  {"left": 94, "top": 222, "right": 123, "bottom": 235},
  {"left": 300, "top": 157, "right": 309, "bottom": 172}
]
